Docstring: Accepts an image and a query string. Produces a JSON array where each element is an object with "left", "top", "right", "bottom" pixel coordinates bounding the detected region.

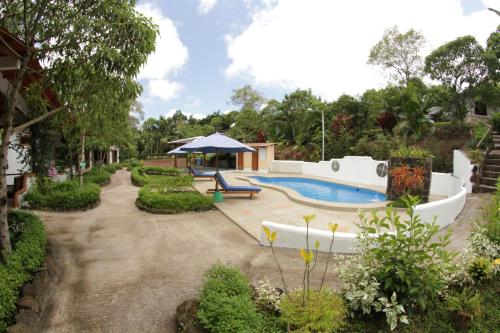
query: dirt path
[{"left": 36, "top": 170, "right": 329, "bottom": 333}]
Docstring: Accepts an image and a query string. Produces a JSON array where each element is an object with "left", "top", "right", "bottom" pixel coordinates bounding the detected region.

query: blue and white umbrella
[{"left": 180, "top": 132, "right": 255, "bottom": 190}]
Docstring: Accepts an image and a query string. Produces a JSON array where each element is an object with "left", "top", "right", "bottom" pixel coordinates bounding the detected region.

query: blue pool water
[{"left": 250, "top": 176, "right": 386, "bottom": 204}]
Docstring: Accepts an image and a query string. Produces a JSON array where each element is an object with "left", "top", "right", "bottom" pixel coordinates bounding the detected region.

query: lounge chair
[
  {"left": 207, "top": 172, "right": 261, "bottom": 199},
  {"left": 189, "top": 166, "right": 216, "bottom": 179}
]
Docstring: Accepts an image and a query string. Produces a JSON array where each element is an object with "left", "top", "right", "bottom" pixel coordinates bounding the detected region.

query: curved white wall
[{"left": 261, "top": 221, "right": 359, "bottom": 254}]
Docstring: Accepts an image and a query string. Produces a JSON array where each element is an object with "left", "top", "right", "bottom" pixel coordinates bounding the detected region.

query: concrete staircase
[{"left": 479, "top": 133, "right": 500, "bottom": 192}]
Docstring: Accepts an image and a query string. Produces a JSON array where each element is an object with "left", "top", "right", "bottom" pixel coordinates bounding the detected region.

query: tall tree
[
  {"left": 424, "top": 35, "right": 488, "bottom": 121},
  {"left": 368, "top": 26, "right": 426, "bottom": 86},
  {"left": 230, "top": 85, "right": 266, "bottom": 111},
  {"left": 0, "top": 0, "right": 157, "bottom": 258}
]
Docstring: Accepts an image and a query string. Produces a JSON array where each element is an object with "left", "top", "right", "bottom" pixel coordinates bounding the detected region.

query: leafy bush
[
  {"left": 357, "top": 197, "right": 453, "bottom": 311},
  {"left": 124, "top": 158, "right": 143, "bottom": 171},
  {"left": 352, "top": 134, "right": 402, "bottom": 160},
  {"left": 280, "top": 288, "right": 347, "bottom": 333},
  {"left": 0, "top": 210, "right": 46, "bottom": 332},
  {"left": 493, "top": 112, "right": 500, "bottom": 132},
  {"left": 338, "top": 196, "right": 452, "bottom": 330},
  {"left": 390, "top": 147, "right": 433, "bottom": 159},
  {"left": 255, "top": 278, "right": 282, "bottom": 315},
  {"left": 197, "top": 264, "right": 268, "bottom": 333},
  {"left": 137, "top": 186, "right": 213, "bottom": 214},
  {"left": 468, "top": 122, "right": 492, "bottom": 149},
  {"left": 102, "top": 164, "right": 122, "bottom": 174},
  {"left": 83, "top": 167, "right": 111, "bottom": 186},
  {"left": 446, "top": 288, "right": 482, "bottom": 324},
  {"left": 25, "top": 179, "right": 100, "bottom": 210},
  {"left": 138, "top": 166, "right": 180, "bottom": 176},
  {"left": 467, "top": 257, "right": 495, "bottom": 282},
  {"left": 434, "top": 121, "right": 470, "bottom": 139}
]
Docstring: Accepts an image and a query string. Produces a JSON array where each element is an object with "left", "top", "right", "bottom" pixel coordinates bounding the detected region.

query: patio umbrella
[{"left": 180, "top": 132, "right": 255, "bottom": 190}]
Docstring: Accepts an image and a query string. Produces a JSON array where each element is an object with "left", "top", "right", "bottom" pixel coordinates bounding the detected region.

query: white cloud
[
  {"left": 136, "top": 2, "right": 188, "bottom": 101},
  {"left": 225, "top": 0, "right": 498, "bottom": 101},
  {"left": 198, "top": 0, "right": 218, "bottom": 15},
  {"left": 148, "top": 79, "right": 184, "bottom": 101}
]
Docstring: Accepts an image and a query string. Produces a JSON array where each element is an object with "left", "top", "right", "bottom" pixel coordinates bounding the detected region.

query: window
[{"left": 259, "top": 147, "right": 266, "bottom": 161}]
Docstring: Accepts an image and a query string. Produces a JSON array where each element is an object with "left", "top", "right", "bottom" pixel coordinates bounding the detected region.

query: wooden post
[{"left": 174, "top": 155, "right": 177, "bottom": 168}]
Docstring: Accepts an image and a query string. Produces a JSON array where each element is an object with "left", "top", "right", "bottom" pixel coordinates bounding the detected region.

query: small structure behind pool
[{"left": 261, "top": 151, "right": 473, "bottom": 254}]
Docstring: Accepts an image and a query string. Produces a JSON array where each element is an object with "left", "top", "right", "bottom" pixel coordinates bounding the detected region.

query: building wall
[
  {"left": 243, "top": 151, "right": 252, "bottom": 170},
  {"left": 6, "top": 134, "right": 29, "bottom": 186}
]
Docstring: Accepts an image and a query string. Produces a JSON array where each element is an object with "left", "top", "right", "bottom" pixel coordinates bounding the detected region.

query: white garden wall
[
  {"left": 261, "top": 221, "right": 359, "bottom": 254},
  {"left": 453, "top": 150, "right": 474, "bottom": 193}
]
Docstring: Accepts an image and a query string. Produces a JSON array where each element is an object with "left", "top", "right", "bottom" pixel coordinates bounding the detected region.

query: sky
[{"left": 135, "top": 0, "right": 499, "bottom": 120}]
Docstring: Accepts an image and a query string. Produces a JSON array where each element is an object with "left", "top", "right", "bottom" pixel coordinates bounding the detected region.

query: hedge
[
  {"left": 131, "top": 167, "right": 188, "bottom": 187},
  {"left": 136, "top": 185, "right": 213, "bottom": 214},
  {"left": 0, "top": 210, "right": 46, "bottom": 332},
  {"left": 25, "top": 180, "right": 101, "bottom": 211},
  {"left": 138, "top": 166, "right": 180, "bottom": 176},
  {"left": 83, "top": 167, "right": 112, "bottom": 186},
  {"left": 102, "top": 164, "right": 122, "bottom": 174},
  {"left": 197, "top": 264, "right": 267, "bottom": 333}
]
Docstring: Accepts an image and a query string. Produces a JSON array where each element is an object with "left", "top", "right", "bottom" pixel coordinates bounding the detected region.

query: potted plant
[{"left": 387, "top": 147, "right": 432, "bottom": 202}]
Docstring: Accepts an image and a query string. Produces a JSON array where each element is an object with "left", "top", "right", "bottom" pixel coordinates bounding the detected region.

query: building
[{"left": 236, "top": 143, "right": 275, "bottom": 172}]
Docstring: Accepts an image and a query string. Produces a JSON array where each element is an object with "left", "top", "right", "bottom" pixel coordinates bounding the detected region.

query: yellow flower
[
  {"left": 494, "top": 258, "right": 500, "bottom": 265},
  {"left": 262, "top": 226, "right": 277, "bottom": 243},
  {"left": 303, "top": 214, "right": 316, "bottom": 224},
  {"left": 329, "top": 223, "right": 339, "bottom": 234}
]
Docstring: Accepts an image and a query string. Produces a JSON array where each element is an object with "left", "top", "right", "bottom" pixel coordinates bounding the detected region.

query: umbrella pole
[{"left": 215, "top": 151, "right": 219, "bottom": 191}]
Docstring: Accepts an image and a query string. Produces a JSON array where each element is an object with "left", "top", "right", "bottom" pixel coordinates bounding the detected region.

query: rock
[
  {"left": 176, "top": 299, "right": 206, "bottom": 333},
  {"left": 17, "top": 296, "right": 40, "bottom": 313},
  {"left": 21, "top": 283, "right": 36, "bottom": 297}
]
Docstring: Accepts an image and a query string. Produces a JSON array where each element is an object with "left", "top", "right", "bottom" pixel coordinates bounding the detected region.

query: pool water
[{"left": 250, "top": 176, "right": 386, "bottom": 204}]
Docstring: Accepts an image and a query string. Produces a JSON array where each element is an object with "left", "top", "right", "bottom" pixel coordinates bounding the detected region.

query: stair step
[
  {"left": 483, "top": 171, "right": 500, "bottom": 178},
  {"left": 480, "top": 177, "right": 498, "bottom": 186},
  {"left": 479, "top": 184, "right": 497, "bottom": 193},
  {"left": 484, "top": 165, "right": 500, "bottom": 172}
]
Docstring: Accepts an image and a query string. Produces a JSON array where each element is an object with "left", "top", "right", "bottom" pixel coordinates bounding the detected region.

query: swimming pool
[{"left": 250, "top": 176, "right": 386, "bottom": 203}]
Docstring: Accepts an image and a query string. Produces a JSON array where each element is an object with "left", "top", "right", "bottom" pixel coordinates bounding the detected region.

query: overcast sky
[{"left": 135, "top": 0, "right": 499, "bottom": 120}]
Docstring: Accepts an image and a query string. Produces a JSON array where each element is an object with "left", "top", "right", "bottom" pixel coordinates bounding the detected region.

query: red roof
[{"left": 0, "top": 27, "right": 60, "bottom": 109}]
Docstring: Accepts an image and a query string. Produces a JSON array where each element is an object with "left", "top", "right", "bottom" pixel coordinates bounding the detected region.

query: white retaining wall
[
  {"left": 272, "top": 157, "right": 388, "bottom": 187},
  {"left": 265, "top": 155, "right": 470, "bottom": 253},
  {"left": 261, "top": 221, "right": 359, "bottom": 254},
  {"left": 453, "top": 150, "right": 474, "bottom": 193}
]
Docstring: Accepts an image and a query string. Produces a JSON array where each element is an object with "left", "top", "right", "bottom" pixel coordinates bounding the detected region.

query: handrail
[{"left": 476, "top": 119, "right": 493, "bottom": 150}]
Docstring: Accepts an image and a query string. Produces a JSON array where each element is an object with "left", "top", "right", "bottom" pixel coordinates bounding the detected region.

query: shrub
[
  {"left": 124, "top": 158, "right": 143, "bottom": 171},
  {"left": 83, "top": 167, "right": 111, "bottom": 186},
  {"left": 197, "top": 264, "right": 266, "bottom": 333},
  {"left": 493, "top": 112, "right": 500, "bottom": 132},
  {"left": 0, "top": 210, "right": 46, "bottom": 332},
  {"left": 352, "top": 134, "right": 402, "bottom": 160},
  {"left": 356, "top": 197, "right": 453, "bottom": 312},
  {"left": 390, "top": 146, "right": 433, "bottom": 159},
  {"left": 280, "top": 288, "right": 347, "bottom": 333},
  {"left": 255, "top": 278, "right": 282, "bottom": 315},
  {"left": 467, "top": 257, "right": 495, "bottom": 282},
  {"left": 377, "top": 111, "right": 397, "bottom": 133},
  {"left": 102, "top": 164, "right": 122, "bottom": 174},
  {"left": 468, "top": 122, "right": 492, "bottom": 149},
  {"left": 137, "top": 187, "right": 213, "bottom": 214},
  {"left": 25, "top": 180, "right": 100, "bottom": 211},
  {"left": 138, "top": 166, "right": 180, "bottom": 176}
]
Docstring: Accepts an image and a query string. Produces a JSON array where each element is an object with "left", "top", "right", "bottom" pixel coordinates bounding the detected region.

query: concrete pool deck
[{"left": 192, "top": 171, "right": 447, "bottom": 240}]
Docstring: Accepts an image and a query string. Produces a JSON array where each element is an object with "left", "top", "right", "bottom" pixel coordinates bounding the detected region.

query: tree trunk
[
  {"left": 0, "top": 127, "right": 13, "bottom": 259},
  {"left": 0, "top": 52, "right": 30, "bottom": 259},
  {"left": 79, "top": 130, "right": 85, "bottom": 187}
]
